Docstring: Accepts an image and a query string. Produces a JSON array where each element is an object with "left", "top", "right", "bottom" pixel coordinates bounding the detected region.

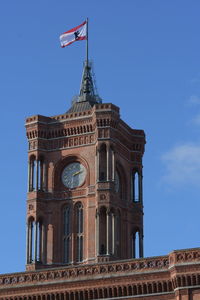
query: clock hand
[{"left": 73, "top": 170, "right": 83, "bottom": 176}]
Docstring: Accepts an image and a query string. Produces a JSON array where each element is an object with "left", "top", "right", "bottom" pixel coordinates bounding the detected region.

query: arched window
[
  {"left": 29, "top": 156, "right": 36, "bottom": 191},
  {"left": 27, "top": 217, "right": 34, "bottom": 263},
  {"left": 132, "top": 231, "right": 139, "bottom": 258},
  {"left": 131, "top": 170, "right": 142, "bottom": 203},
  {"left": 36, "top": 219, "right": 43, "bottom": 262},
  {"left": 27, "top": 217, "right": 43, "bottom": 264},
  {"left": 28, "top": 156, "right": 46, "bottom": 192},
  {"left": 132, "top": 229, "right": 143, "bottom": 258},
  {"left": 99, "top": 207, "right": 107, "bottom": 255},
  {"left": 115, "top": 163, "right": 127, "bottom": 200},
  {"left": 63, "top": 207, "right": 71, "bottom": 263},
  {"left": 134, "top": 172, "right": 139, "bottom": 201},
  {"left": 76, "top": 203, "right": 83, "bottom": 262},
  {"left": 99, "top": 144, "right": 107, "bottom": 181},
  {"left": 115, "top": 170, "right": 121, "bottom": 195},
  {"left": 135, "top": 231, "right": 139, "bottom": 258},
  {"left": 116, "top": 210, "right": 121, "bottom": 257},
  {"left": 38, "top": 157, "right": 45, "bottom": 191}
]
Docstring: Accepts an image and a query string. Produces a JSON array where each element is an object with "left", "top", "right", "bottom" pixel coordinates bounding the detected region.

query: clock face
[
  {"left": 62, "top": 162, "right": 86, "bottom": 189},
  {"left": 115, "top": 171, "right": 120, "bottom": 193}
]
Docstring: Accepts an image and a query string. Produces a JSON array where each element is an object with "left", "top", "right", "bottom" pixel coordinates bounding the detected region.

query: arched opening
[
  {"left": 63, "top": 206, "right": 71, "bottom": 263},
  {"left": 115, "top": 210, "right": 121, "bottom": 257},
  {"left": 89, "top": 290, "right": 93, "bottom": 299},
  {"left": 198, "top": 275, "right": 200, "bottom": 285},
  {"left": 137, "top": 285, "right": 142, "bottom": 295},
  {"left": 163, "top": 282, "right": 167, "bottom": 292},
  {"left": 193, "top": 275, "right": 197, "bottom": 285},
  {"left": 118, "top": 287, "right": 122, "bottom": 297},
  {"left": 131, "top": 170, "right": 141, "bottom": 202},
  {"left": 115, "top": 163, "right": 127, "bottom": 201},
  {"left": 27, "top": 217, "right": 34, "bottom": 264},
  {"left": 143, "top": 284, "right": 147, "bottom": 294},
  {"left": 99, "top": 289, "right": 103, "bottom": 299},
  {"left": 28, "top": 155, "right": 46, "bottom": 192},
  {"left": 29, "top": 156, "right": 36, "bottom": 191},
  {"left": 168, "top": 281, "right": 173, "bottom": 291},
  {"left": 36, "top": 218, "right": 43, "bottom": 262},
  {"left": 115, "top": 169, "right": 121, "bottom": 196},
  {"left": 153, "top": 282, "right": 157, "bottom": 293},
  {"left": 158, "top": 282, "right": 162, "bottom": 292},
  {"left": 99, "top": 207, "right": 107, "bottom": 255},
  {"left": 134, "top": 172, "right": 139, "bottom": 201},
  {"left": 75, "top": 292, "right": 79, "bottom": 300},
  {"left": 110, "top": 208, "right": 115, "bottom": 255},
  {"left": 108, "top": 287, "right": 112, "bottom": 297},
  {"left": 55, "top": 294, "right": 59, "bottom": 300},
  {"left": 99, "top": 144, "right": 107, "bottom": 181},
  {"left": 123, "top": 286, "right": 128, "bottom": 296},
  {"left": 128, "top": 285, "right": 132, "bottom": 296},
  {"left": 133, "top": 285, "right": 137, "bottom": 295},
  {"left": 27, "top": 217, "right": 44, "bottom": 264},
  {"left": 75, "top": 202, "right": 84, "bottom": 262},
  {"left": 103, "top": 288, "right": 108, "bottom": 298},
  {"left": 187, "top": 275, "right": 192, "bottom": 286},
  {"left": 132, "top": 231, "right": 140, "bottom": 258},
  {"left": 38, "top": 156, "right": 45, "bottom": 191},
  {"left": 69, "top": 292, "right": 74, "bottom": 300}
]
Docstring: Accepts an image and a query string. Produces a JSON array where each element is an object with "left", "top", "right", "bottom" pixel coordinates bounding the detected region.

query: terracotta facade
[
  {"left": 1, "top": 63, "right": 200, "bottom": 299},
  {"left": 1, "top": 248, "right": 200, "bottom": 299},
  {"left": 25, "top": 102, "right": 145, "bottom": 271}
]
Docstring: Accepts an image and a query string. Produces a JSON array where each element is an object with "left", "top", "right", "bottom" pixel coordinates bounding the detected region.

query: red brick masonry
[{"left": 1, "top": 248, "right": 200, "bottom": 300}]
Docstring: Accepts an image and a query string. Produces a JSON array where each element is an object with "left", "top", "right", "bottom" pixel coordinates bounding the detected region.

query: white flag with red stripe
[{"left": 60, "top": 21, "right": 87, "bottom": 48}]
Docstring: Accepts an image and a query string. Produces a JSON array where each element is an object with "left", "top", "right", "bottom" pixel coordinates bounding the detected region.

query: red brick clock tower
[{"left": 25, "top": 61, "right": 146, "bottom": 271}]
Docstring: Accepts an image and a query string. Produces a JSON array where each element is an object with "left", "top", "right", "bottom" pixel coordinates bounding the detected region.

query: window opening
[
  {"left": 63, "top": 207, "right": 71, "bottom": 263},
  {"left": 76, "top": 204, "right": 83, "bottom": 262}
]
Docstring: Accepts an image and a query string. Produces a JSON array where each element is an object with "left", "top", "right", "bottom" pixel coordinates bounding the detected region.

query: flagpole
[{"left": 86, "top": 18, "right": 89, "bottom": 67}]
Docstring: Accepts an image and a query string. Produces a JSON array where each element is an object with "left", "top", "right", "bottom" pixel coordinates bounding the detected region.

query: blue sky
[{"left": 1, "top": 0, "right": 200, "bottom": 274}]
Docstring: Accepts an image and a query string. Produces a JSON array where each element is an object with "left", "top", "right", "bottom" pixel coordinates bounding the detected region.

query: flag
[{"left": 60, "top": 21, "right": 87, "bottom": 48}]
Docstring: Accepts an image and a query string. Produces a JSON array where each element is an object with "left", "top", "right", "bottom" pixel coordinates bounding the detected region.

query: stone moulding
[
  {"left": 1, "top": 248, "right": 200, "bottom": 292},
  {"left": 0, "top": 255, "right": 170, "bottom": 288}
]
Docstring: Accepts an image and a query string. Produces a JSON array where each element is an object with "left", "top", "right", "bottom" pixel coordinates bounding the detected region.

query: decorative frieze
[
  {"left": 169, "top": 248, "right": 200, "bottom": 267},
  {"left": 0, "top": 255, "right": 169, "bottom": 287},
  {"left": 1, "top": 249, "right": 200, "bottom": 300},
  {"left": 27, "top": 189, "right": 88, "bottom": 201},
  {"left": 28, "top": 134, "right": 95, "bottom": 151}
]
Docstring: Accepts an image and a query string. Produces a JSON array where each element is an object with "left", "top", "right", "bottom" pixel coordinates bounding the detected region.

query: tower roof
[{"left": 67, "top": 60, "right": 102, "bottom": 113}]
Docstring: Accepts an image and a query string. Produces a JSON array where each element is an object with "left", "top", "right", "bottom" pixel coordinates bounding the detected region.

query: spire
[
  {"left": 79, "top": 60, "right": 100, "bottom": 103},
  {"left": 67, "top": 61, "right": 102, "bottom": 113}
]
